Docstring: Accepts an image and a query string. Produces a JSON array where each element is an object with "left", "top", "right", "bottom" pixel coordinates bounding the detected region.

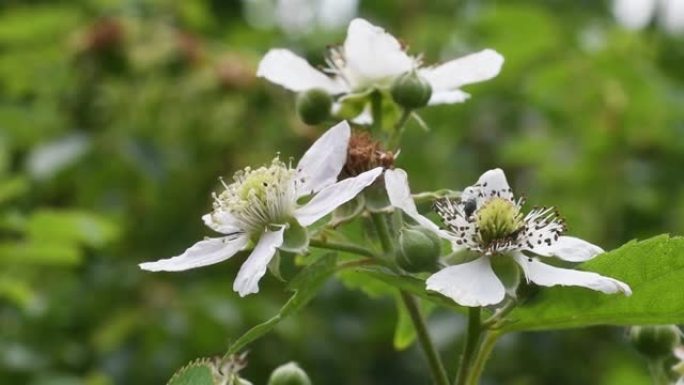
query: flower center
[
  {"left": 214, "top": 158, "right": 296, "bottom": 233},
  {"left": 476, "top": 197, "right": 523, "bottom": 246}
]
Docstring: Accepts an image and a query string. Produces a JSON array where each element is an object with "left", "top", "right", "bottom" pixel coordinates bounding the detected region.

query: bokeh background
[{"left": 1, "top": 0, "right": 683, "bottom": 384}]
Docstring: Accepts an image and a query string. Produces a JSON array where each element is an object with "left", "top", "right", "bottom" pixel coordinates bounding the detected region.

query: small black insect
[{"left": 463, "top": 198, "right": 477, "bottom": 218}]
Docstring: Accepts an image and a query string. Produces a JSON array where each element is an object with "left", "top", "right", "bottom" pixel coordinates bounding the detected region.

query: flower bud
[
  {"left": 397, "top": 227, "right": 440, "bottom": 272},
  {"left": 629, "top": 325, "right": 681, "bottom": 358},
  {"left": 296, "top": 89, "right": 332, "bottom": 125},
  {"left": 268, "top": 362, "right": 312, "bottom": 385},
  {"left": 390, "top": 71, "right": 432, "bottom": 110}
]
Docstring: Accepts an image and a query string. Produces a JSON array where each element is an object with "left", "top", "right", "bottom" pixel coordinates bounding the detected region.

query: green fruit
[
  {"left": 397, "top": 227, "right": 440, "bottom": 272},
  {"left": 390, "top": 71, "right": 432, "bottom": 110},
  {"left": 296, "top": 89, "right": 332, "bottom": 125},
  {"left": 629, "top": 325, "right": 681, "bottom": 358}
]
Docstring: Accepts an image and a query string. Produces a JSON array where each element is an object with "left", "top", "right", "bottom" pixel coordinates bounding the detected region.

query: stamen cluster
[
  {"left": 212, "top": 158, "right": 296, "bottom": 234},
  {"left": 434, "top": 194, "right": 566, "bottom": 256}
]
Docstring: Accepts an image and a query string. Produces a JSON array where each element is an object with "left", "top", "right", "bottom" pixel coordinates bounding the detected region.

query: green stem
[
  {"left": 481, "top": 299, "right": 517, "bottom": 329},
  {"left": 370, "top": 90, "right": 383, "bottom": 132},
  {"left": 648, "top": 359, "right": 670, "bottom": 385},
  {"left": 389, "top": 108, "right": 412, "bottom": 150},
  {"left": 454, "top": 307, "right": 482, "bottom": 385},
  {"left": 336, "top": 258, "right": 377, "bottom": 271},
  {"left": 400, "top": 291, "right": 450, "bottom": 385},
  {"left": 464, "top": 331, "right": 500, "bottom": 385},
  {"left": 370, "top": 212, "right": 395, "bottom": 255},
  {"left": 309, "top": 238, "right": 378, "bottom": 258},
  {"left": 370, "top": 212, "right": 448, "bottom": 385}
]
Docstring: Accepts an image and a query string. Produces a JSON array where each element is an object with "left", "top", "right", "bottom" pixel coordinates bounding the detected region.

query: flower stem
[
  {"left": 400, "top": 290, "right": 451, "bottom": 385},
  {"left": 309, "top": 238, "right": 378, "bottom": 258},
  {"left": 370, "top": 212, "right": 449, "bottom": 385},
  {"left": 370, "top": 90, "right": 383, "bottom": 132},
  {"left": 481, "top": 299, "right": 517, "bottom": 329},
  {"left": 370, "top": 212, "right": 395, "bottom": 255},
  {"left": 389, "top": 108, "right": 412, "bottom": 150},
  {"left": 464, "top": 331, "right": 501, "bottom": 385},
  {"left": 648, "top": 359, "right": 670, "bottom": 385},
  {"left": 454, "top": 307, "right": 482, "bottom": 385}
]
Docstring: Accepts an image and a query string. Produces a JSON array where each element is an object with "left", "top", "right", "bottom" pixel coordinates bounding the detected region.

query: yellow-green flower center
[
  {"left": 213, "top": 158, "right": 296, "bottom": 233},
  {"left": 476, "top": 197, "right": 523, "bottom": 246},
  {"left": 237, "top": 169, "right": 276, "bottom": 202}
]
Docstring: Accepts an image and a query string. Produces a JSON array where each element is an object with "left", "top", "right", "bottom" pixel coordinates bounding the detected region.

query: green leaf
[
  {"left": 393, "top": 294, "right": 415, "bottom": 350},
  {"left": 356, "top": 266, "right": 464, "bottom": 312},
  {"left": 0, "top": 241, "right": 81, "bottom": 266},
  {"left": 0, "top": 276, "right": 34, "bottom": 307},
  {"left": 393, "top": 293, "right": 435, "bottom": 351},
  {"left": 167, "top": 358, "right": 216, "bottom": 385},
  {"left": 504, "top": 235, "right": 684, "bottom": 331},
  {"left": 226, "top": 254, "right": 337, "bottom": 354},
  {"left": 25, "top": 209, "right": 119, "bottom": 248},
  {"left": 0, "top": 176, "right": 29, "bottom": 204}
]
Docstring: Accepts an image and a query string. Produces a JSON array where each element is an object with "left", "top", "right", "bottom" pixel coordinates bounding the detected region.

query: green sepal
[
  {"left": 330, "top": 194, "right": 365, "bottom": 227},
  {"left": 280, "top": 221, "right": 309, "bottom": 254},
  {"left": 334, "top": 92, "right": 371, "bottom": 120},
  {"left": 167, "top": 358, "right": 217, "bottom": 385}
]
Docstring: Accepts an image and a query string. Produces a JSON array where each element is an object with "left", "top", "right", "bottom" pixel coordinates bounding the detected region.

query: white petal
[
  {"left": 462, "top": 168, "right": 513, "bottom": 204},
  {"left": 257, "top": 49, "right": 347, "bottom": 93},
  {"left": 426, "top": 257, "right": 506, "bottom": 307},
  {"left": 202, "top": 211, "right": 242, "bottom": 234},
  {"left": 343, "top": 18, "right": 415, "bottom": 87},
  {"left": 233, "top": 227, "right": 285, "bottom": 297},
  {"left": 513, "top": 253, "right": 632, "bottom": 295},
  {"left": 660, "top": 0, "right": 684, "bottom": 35},
  {"left": 419, "top": 49, "right": 504, "bottom": 91},
  {"left": 529, "top": 236, "right": 604, "bottom": 262},
  {"left": 612, "top": 0, "right": 657, "bottom": 30},
  {"left": 676, "top": 346, "right": 684, "bottom": 361},
  {"left": 295, "top": 121, "right": 350, "bottom": 197},
  {"left": 139, "top": 235, "right": 249, "bottom": 272},
  {"left": 427, "top": 90, "right": 471, "bottom": 106},
  {"left": 294, "top": 167, "right": 382, "bottom": 226},
  {"left": 385, "top": 168, "right": 453, "bottom": 240}
]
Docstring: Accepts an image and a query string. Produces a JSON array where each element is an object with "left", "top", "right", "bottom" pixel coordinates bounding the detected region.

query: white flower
[
  {"left": 385, "top": 168, "right": 632, "bottom": 307},
  {"left": 140, "top": 121, "right": 382, "bottom": 297},
  {"left": 674, "top": 346, "right": 684, "bottom": 385},
  {"left": 613, "top": 0, "right": 684, "bottom": 35},
  {"left": 256, "top": 18, "right": 504, "bottom": 113}
]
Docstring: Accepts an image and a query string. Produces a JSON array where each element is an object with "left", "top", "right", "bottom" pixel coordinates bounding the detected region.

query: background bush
[{"left": 1, "top": 1, "right": 682, "bottom": 384}]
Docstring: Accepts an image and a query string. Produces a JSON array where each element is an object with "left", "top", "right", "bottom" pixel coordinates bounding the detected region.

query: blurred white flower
[
  {"left": 257, "top": 18, "right": 503, "bottom": 117},
  {"left": 243, "top": 0, "right": 358, "bottom": 36},
  {"left": 613, "top": 0, "right": 684, "bottom": 35},
  {"left": 140, "top": 121, "right": 382, "bottom": 297},
  {"left": 660, "top": 0, "right": 684, "bottom": 35},
  {"left": 26, "top": 134, "right": 91, "bottom": 181},
  {"left": 385, "top": 168, "right": 631, "bottom": 307},
  {"left": 674, "top": 346, "right": 684, "bottom": 385}
]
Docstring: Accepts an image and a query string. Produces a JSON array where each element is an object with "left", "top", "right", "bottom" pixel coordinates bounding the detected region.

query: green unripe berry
[
  {"left": 397, "top": 227, "right": 441, "bottom": 272},
  {"left": 390, "top": 71, "right": 432, "bottom": 110},
  {"left": 296, "top": 88, "right": 332, "bottom": 125},
  {"left": 629, "top": 325, "right": 681, "bottom": 358},
  {"left": 268, "top": 362, "right": 312, "bottom": 385}
]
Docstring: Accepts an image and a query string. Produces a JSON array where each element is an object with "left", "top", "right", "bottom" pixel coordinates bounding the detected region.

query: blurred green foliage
[{"left": 1, "top": 1, "right": 683, "bottom": 384}]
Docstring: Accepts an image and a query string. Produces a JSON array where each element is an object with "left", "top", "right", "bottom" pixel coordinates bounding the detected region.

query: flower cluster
[
  {"left": 257, "top": 18, "right": 503, "bottom": 123},
  {"left": 140, "top": 17, "right": 631, "bottom": 311}
]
